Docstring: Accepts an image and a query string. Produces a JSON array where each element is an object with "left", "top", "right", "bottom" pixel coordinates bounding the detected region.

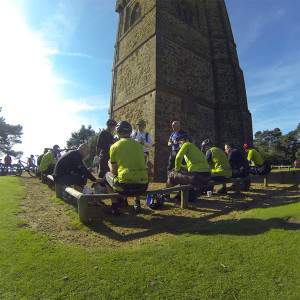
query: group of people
[{"left": 37, "top": 119, "right": 270, "bottom": 216}]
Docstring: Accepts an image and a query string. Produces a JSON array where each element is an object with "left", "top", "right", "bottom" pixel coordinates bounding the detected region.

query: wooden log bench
[
  {"left": 44, "top": 175, "right": 254, "bottom": 223},
  {"left": 44, "top": 170, "right": 299, "bottom": 223}
]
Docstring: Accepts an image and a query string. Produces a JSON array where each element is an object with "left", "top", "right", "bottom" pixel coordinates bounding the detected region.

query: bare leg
[{"left": 105, "top": 184, "right": 119, "bottom": 205}]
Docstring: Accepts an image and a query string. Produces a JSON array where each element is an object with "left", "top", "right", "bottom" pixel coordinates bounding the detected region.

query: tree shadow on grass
[{"left": 84, "top": 184, "right": 300, "bottom": 243}]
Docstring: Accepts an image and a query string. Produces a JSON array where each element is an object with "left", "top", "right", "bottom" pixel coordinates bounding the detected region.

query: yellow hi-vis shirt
[
  {"left": 175, "top": 142, "right": 211, "bottom": 173},
  {"left": 110, "top": 138, "right": 148, "bottom": 184},
  {"left": 209, "top": 147, "right": 232, "bottom": 178},
  {"left": 247, "top": 149, "right": 265, "bottom": 166},
  {"left": 39, "top": 151, "right": 55, "bottom": 172}
]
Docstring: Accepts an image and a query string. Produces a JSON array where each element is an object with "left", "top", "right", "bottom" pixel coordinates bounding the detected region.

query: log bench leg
[
  {"left": 264, "top": 176, "right": 268, "bottom": 187},
  {"left": 78, "top": 196, "right": 89, "bottom": 223},
  {"left": 181, "top": 189, "right": 189, "bottom": 209},
  {"left": 235, "top": 180, "right": 241, "bottom": 194},
  {"left": 55, "top": 184, "right": 63, "bottom": 198}
]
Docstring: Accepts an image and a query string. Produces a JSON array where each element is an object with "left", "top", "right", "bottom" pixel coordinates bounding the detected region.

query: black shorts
[
  {"left": 105, "top": 172, "right": 148, "bottom": 196},
  {"left": 54, "top": 173, "right": 87, "bottom": 187},
  {"left": 168, "top": 171, "right": 211, "bottom": 186}
]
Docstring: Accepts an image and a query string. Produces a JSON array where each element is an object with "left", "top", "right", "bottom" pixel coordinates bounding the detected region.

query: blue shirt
[{"left": 169, "top": 130, "right": 190, "bottom": 151}]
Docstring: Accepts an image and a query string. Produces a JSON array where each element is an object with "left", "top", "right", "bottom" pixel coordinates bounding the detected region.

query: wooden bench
[{"left": 44, "top": 170, "right": 300, "bottom": 223}]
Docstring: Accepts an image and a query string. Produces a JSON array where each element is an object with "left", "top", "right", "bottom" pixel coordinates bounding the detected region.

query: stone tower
[{"left": 110, "top": 0, "right": 253, "bottom": 180}]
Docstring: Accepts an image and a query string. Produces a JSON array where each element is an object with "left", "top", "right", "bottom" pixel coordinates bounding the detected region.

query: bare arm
[{"left": 108, "top": 161, "right": 118, "bottom": 175}]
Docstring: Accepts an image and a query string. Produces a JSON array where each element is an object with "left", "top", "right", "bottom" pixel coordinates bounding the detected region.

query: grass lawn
[{"left": 0, "top": 176, "right": 299, "bottom": 299}]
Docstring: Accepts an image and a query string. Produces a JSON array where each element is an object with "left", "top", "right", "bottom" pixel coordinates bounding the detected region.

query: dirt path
[{"left": 18, "top": 175, "right": 299, "bottom": 249}]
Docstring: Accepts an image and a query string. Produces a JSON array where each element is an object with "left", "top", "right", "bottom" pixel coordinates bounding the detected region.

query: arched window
[{"left": 130, "top": 2, "right": 141, "bottom": 26}]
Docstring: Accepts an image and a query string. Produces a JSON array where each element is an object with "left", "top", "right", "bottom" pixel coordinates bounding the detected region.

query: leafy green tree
[
  {"left": 253, "top": 128, "right": 282, "bottom": 164},
  {"left": 0, "top": 107, "right": 23, "bottom": 157},
  {"left": 278, "top": 124, "right": 300, "bottom": 164},
  {"left": 83, "top": 135, "right": 98, "bottom": 167},
  {"left": 253, "top": 124, "right": 300, "bottom": 165},
  {"left": 295, "top": 149, "right": 300, "bottom": 165},
  {"left": 66, "top": 125, "right": 96, "bottom": 149}
]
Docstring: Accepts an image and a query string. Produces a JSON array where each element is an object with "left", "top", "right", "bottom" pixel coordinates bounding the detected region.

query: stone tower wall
[{"left": 111, "top": 0, "right": 253, "bottom": 181}]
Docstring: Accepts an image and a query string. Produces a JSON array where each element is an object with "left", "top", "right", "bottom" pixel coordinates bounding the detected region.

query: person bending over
[
  {"left": 201, "top": 139, "right": 232, "bottom": 194},
  {"left": 166, "top": 134, "right": 211, "bottom": 202},
  {"left": 105, "top": 121, "right": 149, "bottom": 215},
  {"left": 53, "top": 144, "right": 103, "bottom": 192},
  {"left": 243, "top": 143, "right": 271, "bottom": 176},
  {"left": 224, "top": 142, "right": 249, "bottom": 191},
  {"left": 39, "top": 145, "right": 60, "bottom": 175}
]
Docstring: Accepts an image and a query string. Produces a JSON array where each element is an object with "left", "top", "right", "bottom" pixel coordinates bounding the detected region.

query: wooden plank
[{"left": 65, "top": 187, "right": 83, "bottom": 199}]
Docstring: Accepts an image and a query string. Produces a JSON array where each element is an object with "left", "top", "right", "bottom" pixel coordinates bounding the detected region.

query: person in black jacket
[
  {"left": 96, "top": 119, "right": 117, "bottom": 179},
  {"left": 53, "top": 144, "right": 103, "bottom": 192},
  {"left": 224, "top": 142, "right": 250, "bottom": 191}
]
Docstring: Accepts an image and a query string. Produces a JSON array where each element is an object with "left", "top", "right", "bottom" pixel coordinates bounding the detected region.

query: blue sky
[{"left": 0, "top": 0, "right": 299, "bottom": 160}]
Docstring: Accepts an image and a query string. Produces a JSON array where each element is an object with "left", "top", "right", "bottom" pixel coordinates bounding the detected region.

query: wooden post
[
  {"left": 181, "top": 189, "right": 189, "bottom": 209},
  {"left": 264, "top": 176, "right": 268, "bottom": 187},
  {"left": 78, "top": 195, "right": 89, "bottom": 223},
  {"left": 55, "top": 184, "right": 63, "bottom": 198},
  {"left": 235, "top": 180, "right": 241, "bottom": 194}
]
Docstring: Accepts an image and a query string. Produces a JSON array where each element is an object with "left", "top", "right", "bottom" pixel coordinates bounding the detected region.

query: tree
[
  {"left": 66, "top": 125, "right": 96, "bottom": 149},
  {"left": 84, "top": 135, "right": 98, "bottom": 167},
  {"left": 0, "top": 107, "right": 23, "bottom": 157},
  {"left": 253, "top": 124, "right": 300, "bottom": 165}
]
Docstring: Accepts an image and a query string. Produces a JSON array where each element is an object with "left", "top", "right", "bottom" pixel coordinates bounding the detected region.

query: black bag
[
  {"left": 149, "top": 194, "right": 165, "bottom": 209},
  {"left": 257, "top": 161, "right": 271, "bottom": 175}
]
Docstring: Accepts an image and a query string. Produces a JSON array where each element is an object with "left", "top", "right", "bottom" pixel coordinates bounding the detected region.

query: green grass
[{"left": 0, "top": 177, "right": 299, "bottom": 299}]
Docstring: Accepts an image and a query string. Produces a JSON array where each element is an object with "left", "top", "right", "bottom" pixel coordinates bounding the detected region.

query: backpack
[
  {"left": 133, "top": 131, "right": 149, "bottom": 142},
  {"left": 257, "top": 161, "right": 271, "bottom": 175},
  {"left": 149, "top": 194, "right": 166, "bottom": 209}
]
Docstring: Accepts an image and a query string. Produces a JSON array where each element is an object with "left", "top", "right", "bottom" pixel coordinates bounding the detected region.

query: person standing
[
  {"left": 96, "top": 119, "right": 117, "bottom": 179},
  {"left": 131, "top": 119, "right": 152, "bottom": 163},
  {"left": 167, "top": 121, "right": 191, "bottom": 173}
]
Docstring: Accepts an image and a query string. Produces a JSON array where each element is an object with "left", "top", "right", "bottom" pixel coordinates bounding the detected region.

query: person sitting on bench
[
  {"left": 39, "top": 145, "right": 60, "bottom": 175},
  {"left": 224, "top": 141, "right": 250, "bottom": 191},
  {"left": 53, "top": 144, "right": 103, "bottom": 193},
  {"left": 166, "top": 134, "right": 211, "bottom": 202},
  {"left": 104, "top": 121, "right": 149, "bottom": 215},
  {"left": 201, "top": 139, "right": 232, "bottom": 194},
  {"left": 243, "top": 143, "right": 271, "bottom": 176}
]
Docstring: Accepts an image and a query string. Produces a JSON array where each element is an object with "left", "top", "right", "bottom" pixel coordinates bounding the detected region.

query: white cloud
[{"left": 246, "top": 63, "right": 300, "bottom": 98}]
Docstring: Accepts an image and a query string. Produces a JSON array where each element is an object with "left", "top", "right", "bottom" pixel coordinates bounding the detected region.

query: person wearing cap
[
  {"left": 166, "top": 134, "right": 211, "bottom": 202},
  {"left": 167, "top": 121, "right": 192, "bottom": 173},
  {"left": 224, "top": 142, "right": 249, "bottom": 191},
  {"left": 38, "top": 145, "right": 61, "bottom": 175},
  {"left": 53, "top": 144, "right": 103, "bottom": 192},
  {"left": 131, "top": 119, "right": 152, "bottom": 163},
  {"left": 96, "top": 119, "right": 117, "bottom": 179},
  {"left": 104, "top": 121, "right": 148, "bottom": 215},
  {"left": 243, "top": 143, "right": 270, "bottom": 175},
  {"left": 201, "top": 139, "right": 232, "bottom": 194}
]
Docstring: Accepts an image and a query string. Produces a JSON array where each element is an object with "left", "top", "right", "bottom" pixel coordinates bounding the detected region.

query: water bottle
[{"left": 146, "top": 195, "right": 151, "bottom": 206}]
